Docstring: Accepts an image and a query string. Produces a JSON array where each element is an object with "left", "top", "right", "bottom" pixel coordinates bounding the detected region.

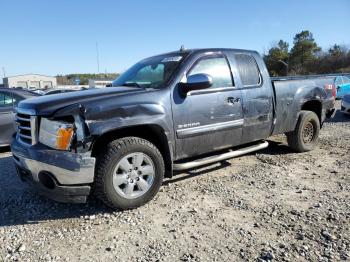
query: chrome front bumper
[
  {"left": 11, "top": 138, "right": 96, "bottom": 203},
  {"left": 12, "top": 150, "right": 95, "bottom": 185}
]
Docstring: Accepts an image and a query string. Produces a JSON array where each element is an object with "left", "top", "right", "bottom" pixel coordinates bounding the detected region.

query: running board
[{"left": 173, "top": 141, "right": 269, "bottom": 171}]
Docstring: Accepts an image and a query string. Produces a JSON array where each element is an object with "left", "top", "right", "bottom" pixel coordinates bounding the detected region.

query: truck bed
[{"left": 271, "top": 75, "right": 335, "bottom": 135}]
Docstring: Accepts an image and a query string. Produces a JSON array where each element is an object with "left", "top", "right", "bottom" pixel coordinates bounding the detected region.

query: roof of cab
[
  {"left": 162, "top": 48, "right": 258, "bottom": 56},
  {"left": 143, "top": 48, "right": 258, "bottom": 62}
]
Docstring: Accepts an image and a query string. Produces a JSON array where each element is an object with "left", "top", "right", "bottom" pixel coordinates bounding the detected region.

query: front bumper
[{"left": 11, "top": 139, "right": 96, "bottom": 203}]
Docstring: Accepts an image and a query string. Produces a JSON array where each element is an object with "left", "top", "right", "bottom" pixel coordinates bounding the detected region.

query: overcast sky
[{"left": 1, "top": 0, "right": 349, "bottom": 79}]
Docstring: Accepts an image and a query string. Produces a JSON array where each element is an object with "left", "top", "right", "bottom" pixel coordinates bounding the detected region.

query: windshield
[{"left": 112, "top": 53, "right": 187, "bottom": 89}]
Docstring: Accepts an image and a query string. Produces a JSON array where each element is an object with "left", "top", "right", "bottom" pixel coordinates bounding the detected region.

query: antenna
[
  {"left": 2, "top": 67, "right": 6, "bottom": 78},
  {"left": 96, "top": 42, "right": 100, "bottom": 73},
  {"left": 180, "top": 45, "right": 185, "bottom": 52}
]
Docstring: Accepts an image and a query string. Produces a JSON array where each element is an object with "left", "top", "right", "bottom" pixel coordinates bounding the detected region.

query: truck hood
[{"left": 17, "top": 87, "right": 145, "bottom": 116}]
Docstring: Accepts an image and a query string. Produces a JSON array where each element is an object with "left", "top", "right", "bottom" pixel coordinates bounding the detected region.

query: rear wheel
[
  {"left": 94, "top": 137, "right": 164, "bottom": 210},
  {"left": 286, "top": 110, "right": 320, "bottom": 152}
]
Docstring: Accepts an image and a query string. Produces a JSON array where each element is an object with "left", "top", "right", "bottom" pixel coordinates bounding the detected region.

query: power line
[{"left": 96, "top": 42, "right": 100, "bottom": 73}]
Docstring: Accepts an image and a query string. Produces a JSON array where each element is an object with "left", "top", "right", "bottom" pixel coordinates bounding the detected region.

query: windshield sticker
[{"left": 161, "top": 56, "right": 183, "bottom": 63}]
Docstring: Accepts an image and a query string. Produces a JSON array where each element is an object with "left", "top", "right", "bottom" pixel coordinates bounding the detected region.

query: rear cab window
[{"left": 234, "top": 53, "right": 262, "bottom": 87}]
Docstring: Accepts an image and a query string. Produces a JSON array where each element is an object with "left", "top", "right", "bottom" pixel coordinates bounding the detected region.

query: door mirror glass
[{"left": 180, "top": 73, "right": 213, "bottom": 95}]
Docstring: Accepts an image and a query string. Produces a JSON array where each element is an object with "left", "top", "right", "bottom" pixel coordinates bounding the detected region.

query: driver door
[{"left": 172, "top": 53, "right": 243, "bottom": 159}]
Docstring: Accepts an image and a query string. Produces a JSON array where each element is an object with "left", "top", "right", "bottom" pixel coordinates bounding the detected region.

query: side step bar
[{"left": 173, "top": 141, "right": 269, "bottom": 171}]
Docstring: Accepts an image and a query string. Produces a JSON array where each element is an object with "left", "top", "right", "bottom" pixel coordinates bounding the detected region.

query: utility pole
[{"left": 96, "top": 42, "right": 100, "bottom": 74}]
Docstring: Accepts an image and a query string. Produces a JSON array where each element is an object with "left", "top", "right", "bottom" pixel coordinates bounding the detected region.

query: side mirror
[{"left": 179, "top": 73, "right": 213, "bottom": 96}]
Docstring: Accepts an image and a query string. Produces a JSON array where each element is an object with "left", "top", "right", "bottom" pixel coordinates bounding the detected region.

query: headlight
[{"left": 39, "top": 118, "right": 74, "bottom": 150}]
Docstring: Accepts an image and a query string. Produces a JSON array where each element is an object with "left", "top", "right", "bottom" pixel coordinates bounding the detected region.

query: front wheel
[
  {"left": 286, "top": 110, "right": 320, "bottom": 152},
  {"left": 94, "top": 137, "right": 165, "bottom": 210}
]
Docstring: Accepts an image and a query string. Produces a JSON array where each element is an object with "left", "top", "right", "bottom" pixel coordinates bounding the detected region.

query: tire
[
  {"left": 286, "top": 110, "right": 320, "bottom": 152},
  {"left": 94, "top": 137, "right": 164, "bottom": 210}
]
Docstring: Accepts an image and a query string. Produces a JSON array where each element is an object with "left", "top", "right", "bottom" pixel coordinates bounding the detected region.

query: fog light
[{"left": 38, "top": 172, "right": 56, "bottom": 190}]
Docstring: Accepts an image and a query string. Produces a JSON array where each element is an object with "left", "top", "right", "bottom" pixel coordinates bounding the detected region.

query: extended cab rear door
[
  {"left": 172, "top": 51, "right": 244, "bottom": 159},
  {"left": 226, "top": 52, "right": 274, "bottom": 144}
]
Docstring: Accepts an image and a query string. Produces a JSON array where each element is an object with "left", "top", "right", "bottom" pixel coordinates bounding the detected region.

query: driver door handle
[{"left": 227, "top": 97, "right": 240, "bottom": 104}]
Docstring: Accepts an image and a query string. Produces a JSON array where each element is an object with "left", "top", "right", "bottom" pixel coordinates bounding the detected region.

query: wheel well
[
  {"left": 301, "top": 100, "right": 322, "bottom": 123},
  {"left": 91, "top": 125, "right": 173, "bottom": 178}
]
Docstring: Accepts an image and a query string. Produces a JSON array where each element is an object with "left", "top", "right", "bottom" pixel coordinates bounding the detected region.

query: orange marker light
[{"left": 56, "top": 127, "right": 74, "bottom": 150}]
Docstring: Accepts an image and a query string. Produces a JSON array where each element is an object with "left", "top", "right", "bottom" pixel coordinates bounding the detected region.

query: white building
[
  {"left": 3, "top": 74, "right": 57, "bottom": 90},
  {"left": 88, "top": 79, "right": 113, "bottom": 88}
]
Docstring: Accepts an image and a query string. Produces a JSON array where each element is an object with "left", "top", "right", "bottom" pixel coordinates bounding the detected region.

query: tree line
[{"left": 264, "top": 30, "right": 350, "bottom": 76}]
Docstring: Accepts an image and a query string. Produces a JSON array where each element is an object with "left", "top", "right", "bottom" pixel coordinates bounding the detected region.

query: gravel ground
[{"left": 0, "top": 103, "right": 349, "bottom": 262}]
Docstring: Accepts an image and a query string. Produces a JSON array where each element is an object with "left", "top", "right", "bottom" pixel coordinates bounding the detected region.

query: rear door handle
[{"left": 227, "top": 97, "right": 240, "bottom": 104}]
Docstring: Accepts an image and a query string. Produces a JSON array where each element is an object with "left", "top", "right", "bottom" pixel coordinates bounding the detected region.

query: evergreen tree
[
  {"left": 264, "top": 40, "right": 289, "bottom": 76},
  {"left": 289, "top": 30, "right": 321, "bottom": 74}
]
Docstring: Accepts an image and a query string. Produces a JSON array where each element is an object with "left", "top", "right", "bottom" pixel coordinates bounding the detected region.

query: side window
[
  {"left": 335, "top": 77, "right": 342, "bottom": 86},
  {"left": 342, "top": 77, "right": 350, "bottom": 84},
  {"left": 188, "top": 56, "right": 233, "bottom": 88},
  {"left": 0, "top": 92, "right": 13, "bottom": 107},
  {"left": 235, "top": 54, "right": 261, "bottom": 87},
  {"left": 0, "top": 93, "right": 3, "bottom": 106},
  {"left": 12, "top": 94, "right": 24, "bottom": 106}
]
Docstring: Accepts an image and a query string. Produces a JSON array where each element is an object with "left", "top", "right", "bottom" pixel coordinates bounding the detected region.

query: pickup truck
[{"left": 11, "top": 48, "right": 336, "bottom": 210}]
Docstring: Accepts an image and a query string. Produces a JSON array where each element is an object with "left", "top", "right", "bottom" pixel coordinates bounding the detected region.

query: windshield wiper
[{"left": 121, "top": 82, "right": 141, "bottom": 88}]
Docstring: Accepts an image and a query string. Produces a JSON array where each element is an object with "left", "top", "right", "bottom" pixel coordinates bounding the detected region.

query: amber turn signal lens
[{"left": 56, "top": 127, "right": 74, "bottom": 150}]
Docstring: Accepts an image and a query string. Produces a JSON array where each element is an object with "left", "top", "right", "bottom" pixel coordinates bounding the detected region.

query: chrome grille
[{"left": 15, "top": 112, "right": 38, "bottom": 145}]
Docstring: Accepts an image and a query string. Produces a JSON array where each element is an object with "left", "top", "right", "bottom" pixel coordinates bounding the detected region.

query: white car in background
[{"left": 341, "top": 94, "right": 350, "bottom": 115}]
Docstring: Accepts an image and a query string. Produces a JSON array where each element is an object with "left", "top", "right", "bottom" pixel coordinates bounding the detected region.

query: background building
[
  {"left": 88, "top": 79, "right": 113, "bottom": 88},
  {"left": 3, "top": 74, "right": 57, "bottom": 90}
]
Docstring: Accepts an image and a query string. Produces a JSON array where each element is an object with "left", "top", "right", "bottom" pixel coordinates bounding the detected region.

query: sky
[{"left": 0, "top": 0, "right": 349, "bottom": 79}]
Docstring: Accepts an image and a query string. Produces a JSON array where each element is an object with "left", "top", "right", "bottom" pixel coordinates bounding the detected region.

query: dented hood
[{"left": 17, "top": 87, "right": 145, "bottom": 116}]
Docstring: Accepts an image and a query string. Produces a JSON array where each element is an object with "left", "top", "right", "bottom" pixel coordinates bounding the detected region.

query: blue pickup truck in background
[{"left": 335, "top": 75, "right": 350, "bottom": 98}]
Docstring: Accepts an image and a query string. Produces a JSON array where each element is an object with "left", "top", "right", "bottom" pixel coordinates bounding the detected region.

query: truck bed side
[{"left": 271, "top": 77, "right": 335, "bottom": 135}]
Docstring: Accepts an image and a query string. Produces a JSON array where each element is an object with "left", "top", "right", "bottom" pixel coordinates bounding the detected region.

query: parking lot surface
[{"left": 1, "top": 103, "right": 349, "bottom": 261}]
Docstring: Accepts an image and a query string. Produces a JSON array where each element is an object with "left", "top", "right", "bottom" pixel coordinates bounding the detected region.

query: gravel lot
[{"left": 1, "top": 102, "right": 349, "bottom": 262}]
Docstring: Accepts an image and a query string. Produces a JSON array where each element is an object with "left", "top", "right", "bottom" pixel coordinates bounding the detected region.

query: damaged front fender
[{"left": 84, "top": 103, "right": 169, "bottom": 136}]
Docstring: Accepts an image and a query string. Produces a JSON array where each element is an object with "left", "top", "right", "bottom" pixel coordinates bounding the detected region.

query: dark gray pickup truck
[{"left": 11, "top": 48, "right": 336, "bottom": 209}]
